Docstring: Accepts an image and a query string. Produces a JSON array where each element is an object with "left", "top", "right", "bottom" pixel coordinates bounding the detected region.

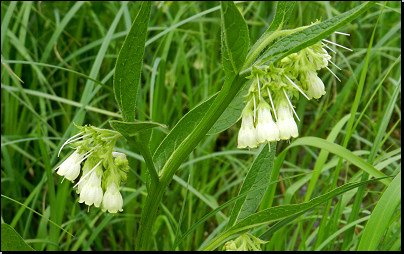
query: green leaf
[
  {"left": 220, "top": 1, "right": 249, "bottom": 93},
  {"left": 109, "top": 120, "right": 166, "bottom": 138},
  {"left": 286, "top": 137, "right": 392, "bottom": 186},
  {"left": 256, "top": 1, "right": 376, "bottom": 65},
  {"left": 357, "top": 172, "right": 401, "bottom": 251},
  {"left": 244, "top": 1, "right": 295, "bottom": 67},
  {"left": 208, "top": 2, "right": 297, "bottom": 135},
  {"left": 153, "top": 94, "right": 217, "bottom": 175},
  {"left": 202, "top": 178, "right": 388, "bottom": 250},
  {"left": 226, "top": 142, "right": 276, "bottom": 230},
  {"left": 1, "top": 223, "right": 35, "bottom": 251},
  {"left": 1, "top": 1, "right": 18, "bottom": 52},
  {"left": 220, "top": 1, "right": 249, "bottom": 74},
  {"left": 207, "top": 81, "right": 249, "bottom": 135},
  {"left": 172, "top": 173, "right": 311, "bottom": 251},
  {"left": 113, "top": 1, "right": 152, "bottom": 122},
  {"left": 266, "top": 1, "right": 296, "bottom": 33}
]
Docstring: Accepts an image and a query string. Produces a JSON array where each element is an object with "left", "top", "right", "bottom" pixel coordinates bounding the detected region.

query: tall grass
[{"left": 1, "top": 1, "right": 401, "bottom": 251}]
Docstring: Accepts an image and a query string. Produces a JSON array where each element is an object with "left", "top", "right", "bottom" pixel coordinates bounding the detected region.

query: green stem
[
  {"left": 137, "top": 141, "right": 159, "bottom": 190},
  {"left": 135, "top": 74, "right": 248, "bottom": 250},
  {"left": 125, "top": 136, "right": 159, "bottom": 191}
]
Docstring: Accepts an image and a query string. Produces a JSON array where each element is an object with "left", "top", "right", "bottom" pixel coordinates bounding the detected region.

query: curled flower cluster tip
[
  {"left": 222, "top": 233, "right": 268, "bottom": 251},
  {"left": 55, "top": 125, "right": 129, "bottom": 213},
  {"left": 238, "top": 33, "right": 350, "bottom": 149}
]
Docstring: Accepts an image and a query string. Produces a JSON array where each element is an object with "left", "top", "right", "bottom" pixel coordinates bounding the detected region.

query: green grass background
[{"left": 1, "top": 1, "right": 401, "bottom": 251}]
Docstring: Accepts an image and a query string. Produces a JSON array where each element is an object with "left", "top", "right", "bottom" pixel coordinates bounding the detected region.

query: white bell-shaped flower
[
  {"left": 76, "top": 162, "right": 90, "bottom": 194},
  {"left": 102, "top": 182, "right": 123, "bottom": 213},
  {"left": 256, "top": 100, "right": 279, "bottom": 143},
  {"left": 57, "top": 150, "right": 82, "bottom": 182},
  {"left": 276, "top": 101, "right": 298, "bottom": 140},
  {"left": 79, "top": 169, "right": 103, "bottom": 207},
  {"left": 237, "top": 112, "right": 258, "bottom": 149},
  {"left": 306, "top": 71, "right": 326, "bottom": 99}
]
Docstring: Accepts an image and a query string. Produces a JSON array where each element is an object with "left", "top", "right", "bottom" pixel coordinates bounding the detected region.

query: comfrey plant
[{"left": 54, "top": 2, "right": 384, "bottom": 251}]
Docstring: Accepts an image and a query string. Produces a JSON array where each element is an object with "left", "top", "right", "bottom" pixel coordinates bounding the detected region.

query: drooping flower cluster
[
  {"left": 238, "top": 33, "right": 350, "bottom": 149},
  {"left": 222, "top": 233, "right": 268, "bottom": 251},
  {"left": 55, "top": 125, "right": 129, "bottom": 213}
]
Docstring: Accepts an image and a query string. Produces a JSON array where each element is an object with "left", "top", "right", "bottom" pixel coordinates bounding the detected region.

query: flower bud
[
  {"left": 222, "top": 240, "right": 237, "bottom": 251},
  {"left": 307, "top": 46, "right": 331, "bottom": 70},
  {"left": 102, "top": 182, "right": 123, "bottom": 213},
  {"left": 305, "top": 71, "right": 326, "bottom": 99}
]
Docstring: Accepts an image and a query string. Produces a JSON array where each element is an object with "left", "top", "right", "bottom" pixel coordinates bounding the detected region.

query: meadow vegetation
[{"left": 1, "top": 1, "right": 401, "bottom": 251}]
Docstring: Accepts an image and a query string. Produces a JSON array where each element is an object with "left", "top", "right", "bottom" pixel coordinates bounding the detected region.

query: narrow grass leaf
[
  {"left": 315, "top": 216, "right": 371, "bottom": 251},
  {"left": 172, "top": 172, "right": 312, "bottom": 250},
  {"left": 357, "top": 172, "right": 401, "bottom": 251},
  {"left": 153, "top": 93, "right": 217, "bottom": 175},
  {"left": 286, "top": 137, "right": 392, "bottom": 185},
  {"left": 39, "top": 2, "right": 85, "bottom": 65},
  {"left": 1, "top": 194, "right": 73, "bottom": 237},
  {"left": 1, "top": 1, "right": 18, "bottom": 51}
]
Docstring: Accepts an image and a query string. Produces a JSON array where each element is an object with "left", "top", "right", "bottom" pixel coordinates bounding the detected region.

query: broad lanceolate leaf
[
  {"left": 220, "top": 1, "right": 249, "bottom": 75},
  {"left": 109, "top": 120, "right": 166, "bottom": 138},
  {"left": 207, "top": 80, "right": 249, "bottom": 135},
  {"left": 265, "top": 2, "right": 296, "bottom": 34},
  {"left": 1, "top": 223, "right": 34, "bottom": 251},
  {"left": 153, "top": 94, "right": 217, "bottom": 175},
  {"left": 203, "top": 2, "right": 250, "bottom": 136},
  {"left": 203, "top": 178, "right": 387, "bottom": 250},
  {"left": 209, "top": 2, "right": 296, "bottom": 135},
  {"left": 226, "top": 142, "right": 276, "bottom": 230},
  {"left": 357, "top": 172, "right": 401, "bottom": 251},
  {"left": 113, "top": 1, "right": 152, "bottom": 122},
  {"left": 212, "top": 2, "right": 375, "bottom": 137},
  {"left": 257, "top": 1, "right": 376, "bottom": 65},
  {"left": 245, "top": 1, "right": 295, "bottom": 66}
]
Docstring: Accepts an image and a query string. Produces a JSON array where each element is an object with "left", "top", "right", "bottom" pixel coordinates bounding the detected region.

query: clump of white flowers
[
  {"left": 237, "top": 32, "right": 351, "bottom": 149},
  {"left": 222, "top": 233, "right": 268, "bottom": 251},
  {"left": 55, "top": 125, "right": 129, "bottom": 213}
]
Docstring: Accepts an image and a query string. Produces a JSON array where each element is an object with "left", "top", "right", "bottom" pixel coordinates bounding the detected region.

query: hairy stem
[
  {"left": 135, "top": 74, "right": 248, "bottom": 250},
  {"left": 137, "top": 141, "right": 159, "bottom": 190}
]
